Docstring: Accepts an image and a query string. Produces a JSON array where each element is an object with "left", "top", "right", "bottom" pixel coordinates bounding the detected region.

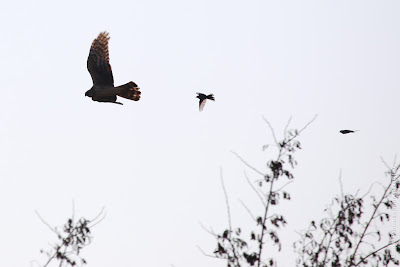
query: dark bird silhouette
[
  {"left": 340, "top": 130, "right": 359, "bottom": 134},
  {"left": 85, "top": 31, "right": 141, "bottom": 105},
  {"left": 196, "top": 93, "right": 215, "bottom": 111}
]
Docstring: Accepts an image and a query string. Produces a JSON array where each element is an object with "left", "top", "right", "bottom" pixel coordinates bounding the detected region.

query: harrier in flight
[
  {"left": 196, "top": 93, "right": 215, "bottom": 111},
  {"left": 85, "top": 32, "right": 141, "bottom": 105}
]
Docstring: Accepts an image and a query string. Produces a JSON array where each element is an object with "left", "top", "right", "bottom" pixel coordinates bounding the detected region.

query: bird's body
[
  {"left": 340, "top": 130, "right": 359, "bottom": 134},
  {"left": 85, "top": 32, "right": 141, "bottom": 105},
  {"left": 196, "top": 93, "right": 215, "bottom": 111}
]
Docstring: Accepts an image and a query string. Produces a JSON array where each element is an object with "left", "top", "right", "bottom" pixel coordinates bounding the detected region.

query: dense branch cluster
[
  {"left": 210, "top": 118, "right": 312, "bottom": 267},
  {"left": 294, "top": 163, "right": 400, "bottom": 266},
  {"left": 206, "top": 117, "right": 400, "bottom": 267},
  {"left": 40, "top": 217, "right": 92, "bottom": 267},
  {"left": 38, "top": 207, "right": 105, "bottom": 267}
]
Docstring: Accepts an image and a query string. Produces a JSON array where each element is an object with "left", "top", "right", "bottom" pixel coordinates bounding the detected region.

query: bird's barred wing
[{"left": 87, "top": 32, "right": 114, "bottom": 86}]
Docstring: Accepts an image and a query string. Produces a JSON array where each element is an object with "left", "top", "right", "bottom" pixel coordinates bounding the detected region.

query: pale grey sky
[{"left": 0, "top": 0, "right": 399, "bottom": 266}]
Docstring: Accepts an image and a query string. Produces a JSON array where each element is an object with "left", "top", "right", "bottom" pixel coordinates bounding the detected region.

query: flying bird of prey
[
  {"left": 85, "top": 32, "right": 141, "bottom": 105},
  {"left": 340, "top": 130, "right": 359, "bottom": 134},
  {"left": 196, "top": 93, "right": 215, "bottom": 111}
]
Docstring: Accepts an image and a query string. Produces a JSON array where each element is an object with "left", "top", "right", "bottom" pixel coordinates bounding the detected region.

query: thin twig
[
  {"left": 239, "top": 199, "right": 256, "bottom": 221},
  {"left": 199, "top": 222, "right": 218, "bottom": 237},
  {"left": 220, "top": 167, "right": 232, "bottom": 231},
  {"left": 381, "top": 157, "right": 391, "bottom": 170},
  {"left": 360, "top": 182, "right": 381, "bottom": 199},
  {"left": 197, "top": 245, "right": 220, "bottom": 259},
  {"left": 89, "top": 212, "right": 107, "bottom": 228},
  {"left": 220, "top": 167, "right": 242, "bottom": 266},
  {"left": 283, "top": 116, "right": 292, "bottom": 139},
  {"left": 297, "top": 114, "right": 318, "bottom": 135},
  {"left": 43, "top": 251, "right": 57, "bottom": 267},
  {"left": 274, "top": 180, "right": 294, "bottom": 192},
  {"left": 350, "top": 170, "right": 395, "bottom": 263},
  {"left": 355, "top": 238, "right": 400, "bottom": 266},
  {"left": 232, "top": 151, "right": 265, "bottom": 176},
  {"left": 244, "top": 171, "right": 266, "bottom": 206},
  {"left": 262, "top": 116, "right": 279, "bottom": 147},
  {"left": 35, "top": 210, "right": 58, "bottom": 235},
  {"left": 88, "top": 206, "right": 107, "bottom": 228},
  {"left": 89, "top": 206, "right": 106, "bottom": 223}
]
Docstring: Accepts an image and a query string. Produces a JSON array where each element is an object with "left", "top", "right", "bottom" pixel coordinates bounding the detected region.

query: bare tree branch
[
  {"left": 274, "top": 180, "right": 294, "bottom": 192},
  {"left": 35, "top": 210, "right": 58, "bottom": 235},
  {"left": 350, "top": 163, "right": 399, "bottom": 262},
  {"left": 244, "top": 171, "right": 266, "bottom": 206},
  {"left": 283, "top": 116, "right": 292, "bottom": 139},
  {"left": 88, "top": 207, "right": 107, "bottom": 228},
  {"left": 220, "top": 167, "right": 232, "bottom": 231},
  {"left": 197, "top": 245, "right": 220, "bottom": 259},
  {"left": 262, "top": 116, "right": 279, "bottom": 147},
  {"left": 297, "top": 114, "right": 318, "bottom": 135},
  {"left": 232, "top": 151, "right": 265, "bottom": 176},
  {"left": 355, "top": 238, "right": 400, "bottom": 266},
  {"left": 239, "top": 199, "right": 256, "bottom": 221}
]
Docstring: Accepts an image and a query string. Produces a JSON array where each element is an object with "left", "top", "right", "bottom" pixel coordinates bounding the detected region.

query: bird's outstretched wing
[
  {"left": 199, "top": 99, "right": 207, "bottom": 111},
  {"left": 87, "top": 32, "right": 114, "bottom": 86}
]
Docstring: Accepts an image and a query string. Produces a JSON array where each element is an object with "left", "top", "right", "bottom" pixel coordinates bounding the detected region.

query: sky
[{"left": 0, "top": 0, "right": 400, "bottom": 266}]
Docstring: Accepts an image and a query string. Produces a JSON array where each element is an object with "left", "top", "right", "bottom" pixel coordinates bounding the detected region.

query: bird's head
[{"left": 85, "top": 89, "right": 93, "bottom": 97}]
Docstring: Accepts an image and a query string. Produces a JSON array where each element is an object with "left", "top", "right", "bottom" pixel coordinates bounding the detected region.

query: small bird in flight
[
  {"left": 196, "top": 93, "right": 215, "bottom": 111},
  {"left": 340, "top": 130, "right": 359, "bottom": 134},
  {"left": 85, "top": 31, "right": 141, "bottom": 105}
]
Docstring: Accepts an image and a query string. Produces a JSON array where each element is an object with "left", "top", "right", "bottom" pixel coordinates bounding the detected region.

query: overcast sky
[{"left": 0, "top": 0, "right": 399, "bottom": 266}]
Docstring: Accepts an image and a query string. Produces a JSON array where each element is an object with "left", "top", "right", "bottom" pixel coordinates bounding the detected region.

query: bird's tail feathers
[
  {"left": 207, "top": 94, "right": 215, "bottom": 101},
  {"left": 116, "top": 82, "right": 141, "bottom": 101}
]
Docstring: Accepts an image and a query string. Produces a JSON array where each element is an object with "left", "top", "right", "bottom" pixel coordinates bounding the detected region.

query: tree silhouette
[
  {"left": 202, "top": 117, "right": 400, "bottom": 267},
  {"left": 36, "top": 206, "right": 105, "bottom": 267},
  {"left": 202, "top": 116, "right": 317, "bottom": 267},
  {"left": 294, "top": 160, "right": 400, "bottom": 266}
]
